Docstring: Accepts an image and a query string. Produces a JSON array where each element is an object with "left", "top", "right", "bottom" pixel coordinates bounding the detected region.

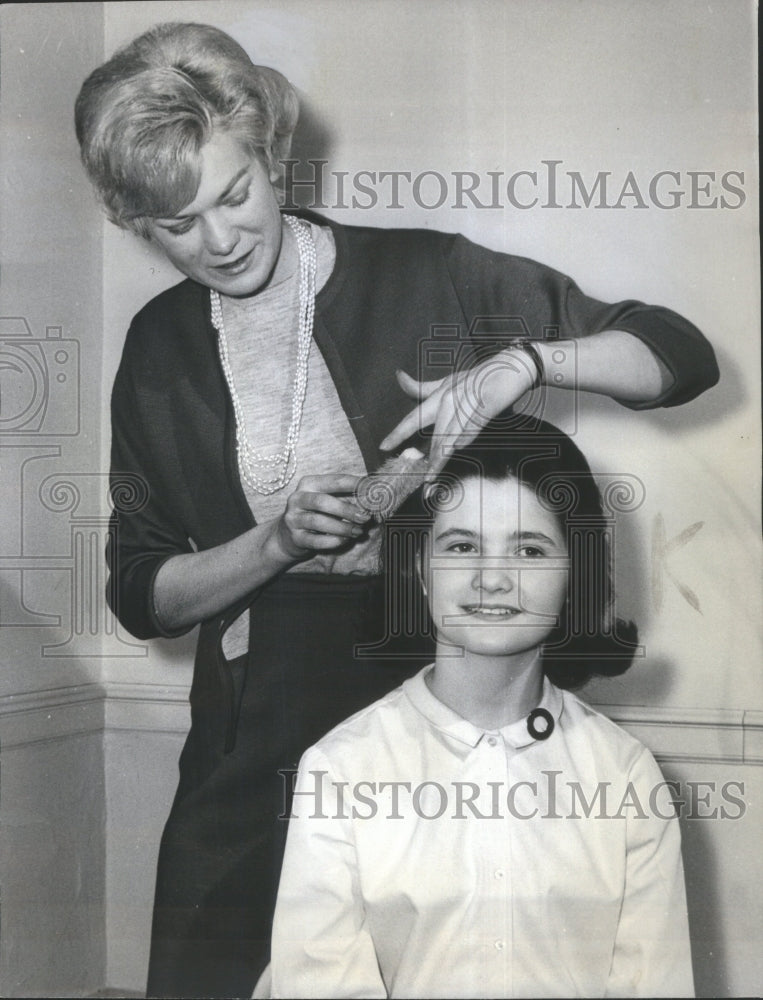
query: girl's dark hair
[{"left": 384, "top": 413, "right": 639, "bottom": 689}]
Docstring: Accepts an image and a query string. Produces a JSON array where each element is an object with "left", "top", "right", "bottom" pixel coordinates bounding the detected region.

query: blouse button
[
  {"left": 494, "top": 939, "right": 505, "bottom": 951},
  {"left": 486, "top": 736, "right": 498, "bottom": 747},
  {"left": 494, "top": 868, "right": 505, "bottom": 880}
]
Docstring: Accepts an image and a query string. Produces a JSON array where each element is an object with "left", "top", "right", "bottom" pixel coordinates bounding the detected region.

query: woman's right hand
[{"left": 268, "top": 473, "right": 371, "bottom": 561}]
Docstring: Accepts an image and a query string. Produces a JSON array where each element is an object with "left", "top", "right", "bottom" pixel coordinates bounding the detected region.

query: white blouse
[{"left": 268, "top": 669, "right": 694, "bottom": 998}]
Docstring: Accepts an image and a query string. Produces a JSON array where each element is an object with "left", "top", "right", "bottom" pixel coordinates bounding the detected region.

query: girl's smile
[{"left": 460, "top": 603, "right": 522, "bottom": 617}]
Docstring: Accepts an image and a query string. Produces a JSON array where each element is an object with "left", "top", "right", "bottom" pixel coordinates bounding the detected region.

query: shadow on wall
[
  {"left": 585, "top": 655, "right": 680, "bottom": 706},
  {"left": 282, "top": 92, "right": 335, "bottom": 210},
  {"left": 665, "top": 767, "right": 729, "bottom": 998}
]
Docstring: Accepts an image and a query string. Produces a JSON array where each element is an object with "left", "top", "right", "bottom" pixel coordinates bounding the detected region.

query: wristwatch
[{"left": 508, "top": 337, "right": 577, "bottom": 390}]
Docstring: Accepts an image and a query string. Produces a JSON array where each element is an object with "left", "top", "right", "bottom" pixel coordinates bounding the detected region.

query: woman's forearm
[
  {"left": 153, "top": 520, "right": 297, "bottom": 631},
  {"left": 533, "top": 329, "right": 673, "bottom": 405}
]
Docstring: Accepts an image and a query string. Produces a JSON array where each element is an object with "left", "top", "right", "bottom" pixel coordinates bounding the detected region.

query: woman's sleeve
[
  {"left": 444, "top": 233, "right": 719, "bottom": 408},
  {"left": 606, "top": 748, "right": 695, "bottom": 997},
  {"left": 270, "top": 748, "right": 387, "bottom": 999},
  {"left": 107, "top": 348, "right": 195, "bottom": 641}
]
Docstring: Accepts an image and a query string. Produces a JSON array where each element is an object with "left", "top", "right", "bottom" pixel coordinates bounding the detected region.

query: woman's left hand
[{"left": 379, "top": 349, "right": 537, "bottom": 473}]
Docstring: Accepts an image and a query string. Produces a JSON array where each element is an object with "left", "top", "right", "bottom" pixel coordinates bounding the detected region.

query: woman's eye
[
  {"left": 225, "top": 186, "right": 250, "bottom": 208},
  {"left": 162, "top": 219, "right": 194, "bottom": 237}
]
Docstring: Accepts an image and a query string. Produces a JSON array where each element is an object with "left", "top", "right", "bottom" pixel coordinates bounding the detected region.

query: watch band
[{"left": 507, "top": 338, "right": 545, "bottom": 389}]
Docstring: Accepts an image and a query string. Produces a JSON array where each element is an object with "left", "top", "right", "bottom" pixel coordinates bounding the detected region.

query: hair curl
[
  {"left": 74, "top": 22, "right": 298, "bottom": 237},
  {"left": 384, "top": 414, "right": 639, "bottom": 689}
]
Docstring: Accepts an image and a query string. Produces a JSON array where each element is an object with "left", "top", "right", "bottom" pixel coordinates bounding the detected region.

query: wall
[
  {"left": 99, "top": 2, "right": 761, "bottom": 995},
  {"left": 0, "top": 2, "right": 107, "bottom": 995},
  {"left": 0, "top": 0, "right": 759, "bottom": 996}
]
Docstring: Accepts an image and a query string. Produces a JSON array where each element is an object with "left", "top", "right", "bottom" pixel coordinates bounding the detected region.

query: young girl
[{"left": 267, "top": 415, "right": 694, "bottom": 998}]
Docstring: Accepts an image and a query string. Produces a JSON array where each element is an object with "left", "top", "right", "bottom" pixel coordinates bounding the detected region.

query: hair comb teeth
[{"left": 356, "top": 448, "right": 431, "bottom": 522}]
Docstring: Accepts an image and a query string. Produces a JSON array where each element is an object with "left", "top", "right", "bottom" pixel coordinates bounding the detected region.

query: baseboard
[
  {"left": 88, "top": 989, "right": 144, "bottom": 998},
  {"left": 0, "top": 683, "right": 105, "bottom": 750}
]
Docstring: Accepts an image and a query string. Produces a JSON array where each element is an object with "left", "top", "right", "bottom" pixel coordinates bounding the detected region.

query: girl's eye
[
  {"left": 517, "top": 545, "right": 545, "bottom": 558},
  {"left": 446, "top": 542, "right": 478, "bottom": 554}
]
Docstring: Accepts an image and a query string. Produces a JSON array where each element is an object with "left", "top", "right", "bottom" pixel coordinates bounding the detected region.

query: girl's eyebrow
[
  {"left": 434, "top": 527, "right": 479, "bottom": 543},
  {"left": 515, "top": 531, "right": 559, "bottom": 544},
  {"left": 433, "top": 527, "right": 560, "bottom": 545}
]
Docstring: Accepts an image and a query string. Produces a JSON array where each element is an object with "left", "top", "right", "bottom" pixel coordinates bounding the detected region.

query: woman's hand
[
  {"left": 154, "top": 473, "right": 370, "bottom": 630},
  {"left": 267, "top": 473, "right": 371, "bottom": 561},
  {"left": 379, "top": 349, "right": 537, "bottom": 473},
  {"left": 379, "top": 330, "right": 676, "bottom": 475}
]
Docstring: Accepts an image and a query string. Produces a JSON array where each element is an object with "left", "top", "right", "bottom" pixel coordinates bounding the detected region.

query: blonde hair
[{"left": 75, "top": 22, "right": 298, "bottom": 237}]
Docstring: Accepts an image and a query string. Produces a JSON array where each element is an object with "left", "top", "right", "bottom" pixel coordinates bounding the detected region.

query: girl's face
[
  {"left": 146, "top": 129, "right": 285, "bottom": 297},
  {"left": 424, "top": 475, "right": 569, "bottom": 660}
]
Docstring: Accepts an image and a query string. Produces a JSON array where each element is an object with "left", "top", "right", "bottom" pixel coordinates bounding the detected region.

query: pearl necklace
[{"left": 210, "top": 215, "right": 316, "bottom": 495}]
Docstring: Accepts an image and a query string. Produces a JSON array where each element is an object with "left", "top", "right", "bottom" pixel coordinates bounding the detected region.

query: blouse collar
[{"left": 402, "top": 665, "right": 564, "bottom": 750}]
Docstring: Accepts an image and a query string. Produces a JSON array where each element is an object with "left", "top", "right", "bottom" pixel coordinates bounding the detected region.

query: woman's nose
[{"left": 203, "top": 214, "right": 240, "bottom": 256}]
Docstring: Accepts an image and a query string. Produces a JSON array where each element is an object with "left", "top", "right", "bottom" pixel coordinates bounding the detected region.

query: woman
[{"left": 75, "top": 21, "right": 717, "bottom": 999}]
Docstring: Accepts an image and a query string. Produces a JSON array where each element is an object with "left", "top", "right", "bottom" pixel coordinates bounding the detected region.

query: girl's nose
[
  {"left": 203, "top": 214, "right": 240, "bottom": 257},
  {"left": 472, "top": 564, "right": 514, "bottom": 593}
]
